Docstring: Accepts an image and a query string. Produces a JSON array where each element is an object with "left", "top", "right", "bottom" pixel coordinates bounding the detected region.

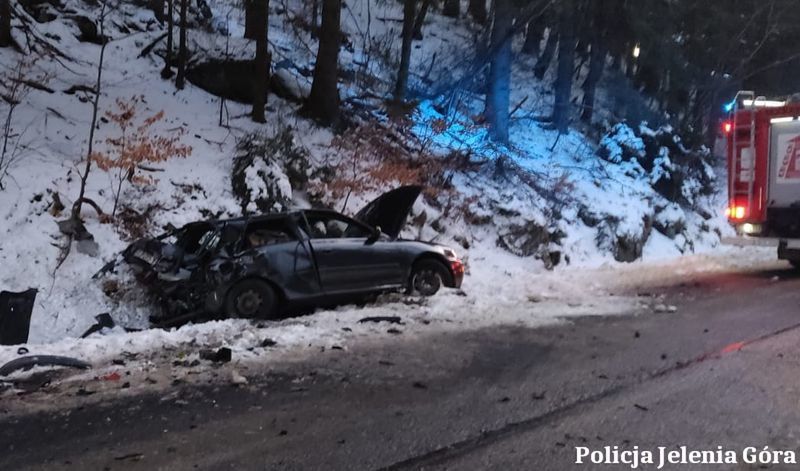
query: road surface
[{"left": 2, "top": 265, "right": 800, "bottom": 470}]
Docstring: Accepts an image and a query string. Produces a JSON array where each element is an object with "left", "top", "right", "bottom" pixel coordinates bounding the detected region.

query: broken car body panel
[{"left": 122, "top": 187, "right": 463, "bottom": 325}]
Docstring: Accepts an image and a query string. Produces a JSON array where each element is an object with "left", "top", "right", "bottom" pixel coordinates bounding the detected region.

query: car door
[{"left": 300, "top": 211, "right": 406, "bottom": 293}]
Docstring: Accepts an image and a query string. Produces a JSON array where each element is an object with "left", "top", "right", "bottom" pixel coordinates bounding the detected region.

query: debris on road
[
  {"left": 81, "top": 313, "right": 116, "bottom": 338},
  {"left": 199, "top": 347, "right": 232, "bottom": 363},
  {"left": 0, "top": 355, "right": 91, "bottom": 377},
  {"left": 358, "top": 316, "right": 403, "bottom": 324},
  {"left": 0, "top": 289, "right": 37, "bottom": 346}
]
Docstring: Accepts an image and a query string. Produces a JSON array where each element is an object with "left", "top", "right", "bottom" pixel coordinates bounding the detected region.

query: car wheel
[
  {"left": 409, "top": 260, "right": 453, "bottom": 296},
  {"left": 225, "top": 279, "right": 277, "bottom": 319}
]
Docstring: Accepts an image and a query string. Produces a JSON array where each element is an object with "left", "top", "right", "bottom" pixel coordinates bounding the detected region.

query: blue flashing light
[{"left": 723, "top": 100, "right": 736, "bottom": 113}]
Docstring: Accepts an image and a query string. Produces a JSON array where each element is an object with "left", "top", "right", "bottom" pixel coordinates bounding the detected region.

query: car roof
[{"left": 185, "top": 209, "right": 348, "bottom": 228}]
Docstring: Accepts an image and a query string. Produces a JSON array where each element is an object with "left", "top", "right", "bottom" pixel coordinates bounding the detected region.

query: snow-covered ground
[{"left": 0, "top": 0, "right": 748, "bottom": 378}]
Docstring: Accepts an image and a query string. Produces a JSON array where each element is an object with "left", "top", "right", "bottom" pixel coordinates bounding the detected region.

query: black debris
[
  {"left": 532, "top": 392, "right": 546, "bottom": 400},
  {"left": 0, "top": 355, "right": 91, "bottom": 377},
  {"left": 634, "top": 404, "right": 649, "bottom": 412},
  {"left": 0, "top": 289, "right": 37, "bottom": 346},
  {"left": 199, "top": 347, "right": 232, "bottom": 363},
  {"left": 80, "top": 313, "right": 116, "bottom": 338},
  {"left": 358, "top": 316, "right": 403, "bottom": 324},
  {"left": 261, "top": 338, "right": 278, "bottom": 348},
  {"left": 386, "top": 328, "right": 402, "bottom": 335},
  {"left": 412, "top": 381, "right": 427, "bottom": 389}
]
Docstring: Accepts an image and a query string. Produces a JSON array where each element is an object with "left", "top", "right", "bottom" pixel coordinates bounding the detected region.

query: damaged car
[{"left": 121, "top": 186, "right": 465, "bottom": 326}]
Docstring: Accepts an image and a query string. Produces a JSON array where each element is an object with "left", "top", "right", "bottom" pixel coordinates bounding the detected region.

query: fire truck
[{"left": 724, "top": 91, "right": 800, "bottom": 267}]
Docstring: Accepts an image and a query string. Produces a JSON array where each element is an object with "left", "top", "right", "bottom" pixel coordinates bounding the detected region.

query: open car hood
[{"left": 354, "top": 186, "right": 422, "bottom": 239}]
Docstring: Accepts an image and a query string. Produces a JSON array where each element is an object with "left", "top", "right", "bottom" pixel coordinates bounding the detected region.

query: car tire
[
  {"left": 408, "top": 260, "right": 453, "bottom": 296},
  {"left": 225, "top": 279, "right": 278, "bottom": 320}
]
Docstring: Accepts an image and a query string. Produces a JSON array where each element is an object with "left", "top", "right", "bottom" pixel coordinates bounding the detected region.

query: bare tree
[
  {"left": 552, "top": 0, "right": 575, "bottom": 133},
  {"left": 468, "top": 0, "right": 487, "bottom": 24},
  {"left": 0, "top": 0, "right": 11, "bottom": 48},
  {"left": 394, "top": 0, "right": 416, "bottom": 102},
  {"left": 71, "top": 0, "right": 113, "bottom": 222},
  {"left": 0, "top": 60, "right": 43, "bottom": 190},
  {"left": 443, "top": 0, "right": 459, "bottom": 18},
  {"left": 534, "top": 29, "right": 557, "bottom": 79},
  {"left": 305, "top": 0, "right": 341, "bottom": 126},
  {"left": 244, "top": 0, "right": 259, "bottom": 40},
  {"left": 251, "top": 0, "right": 269, "bottom": 123},
  {"left": 485, "top": 0, "right": 514, "bottom": 143},
  {"left": 412, "top": 0, "right": 431, "bottom": 40},
  {"left": 150, "top": 0, "right": 166, "bottom": 22},
  {"left": 161, "top": 0, "right": 174, "bottom": 78},
  {"left": 175, "top": 0, "right": 188, "bottom": 89}
]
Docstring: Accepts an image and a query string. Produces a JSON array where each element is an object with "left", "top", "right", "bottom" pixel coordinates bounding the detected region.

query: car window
[
  {"left": 244, "top": 218, "right": 296, "bottom": 249},
  {"left": 303, "top": 213, "right": 371, "bottom": 239}
]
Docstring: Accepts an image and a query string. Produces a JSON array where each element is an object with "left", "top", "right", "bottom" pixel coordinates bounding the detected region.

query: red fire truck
[{"left": 724, "top": 91, "right": 800, "bottom": 267}]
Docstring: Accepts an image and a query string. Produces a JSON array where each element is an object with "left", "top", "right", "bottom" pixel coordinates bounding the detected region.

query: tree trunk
[
  {"left": 0, "top": 0, "right": 11, "bottom": 48},
  {"left": 412, "top": 0, "right": 431, "bottom": 40},
  {"left": 485, "top": 0, "right": 513, "bottom": 144},
  {"left": 533, "top": 29, "right": 557, "bottom": 79},
  {"left": 579, "top": 42, "right": 606, "bottom": 123},
  {"left": 443, "top": 0, "right": 459, "bottom": 18},
  {"left": 394, "top": 0, "right": 416, "bottom": 102},
  {"left": 522, "top": 16, "right": 545, "bottom": 55},
  {"left": 311, "top": 0, "right": 319, "bottom": 36},
  {"left": 552, "top": 0, "right": 575, "bottom": 133},
  {"left": 252, "top": 0, "right": 269, "bottom": 123},
  {"left": 244, "top": 0, "right": 259, "bottom": 40},
  {"left": 150, "top": 0, "right": 166, "bottom": 22},
  {"left": 467, "top": 0, "right": 486, "bottom": 24},
  {"left": 305, "top": 0, "right": 341, "bottom": 126},
  {"left": 161, "top": 0, "right": 174, "bottom": 78},
  {"left": 176, "top": 0, "right": 188, "bottom": 89}
]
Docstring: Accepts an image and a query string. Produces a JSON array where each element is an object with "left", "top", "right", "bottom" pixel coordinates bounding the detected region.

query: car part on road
[
  {"left": 80, "top": 313, "right": 116, "bottom": 338},
  {"left": 0, "top": 355, "right": 91, "bottom": 377},
  {"left": 0, "top": 289, "right": 37, "bottom": 346}
]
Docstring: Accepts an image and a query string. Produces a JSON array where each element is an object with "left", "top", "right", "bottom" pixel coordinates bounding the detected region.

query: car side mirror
[{"left": 365, "top": 226, "right": 381, "bottom": 245}]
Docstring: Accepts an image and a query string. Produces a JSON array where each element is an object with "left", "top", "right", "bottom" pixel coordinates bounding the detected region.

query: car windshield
[{"left": 302, "top": 213, "right": 372, "bottom": 239}]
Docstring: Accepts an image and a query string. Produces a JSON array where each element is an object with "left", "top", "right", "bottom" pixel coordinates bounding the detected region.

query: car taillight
[
  {"left": 725, "top": 206, "right": 746, "bottom": 220},
  {"left": 450, "top": 260, "right": 465, "bottom": 276}
]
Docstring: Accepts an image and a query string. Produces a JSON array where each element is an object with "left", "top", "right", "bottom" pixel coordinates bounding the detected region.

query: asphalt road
[{"left": 2, "top": 266, "right": 800, "bottom": 470}]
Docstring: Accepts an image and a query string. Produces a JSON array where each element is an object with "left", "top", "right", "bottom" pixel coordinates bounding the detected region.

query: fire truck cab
[{"left": 725, "top": 91, "right": 800, "bottom": 267}]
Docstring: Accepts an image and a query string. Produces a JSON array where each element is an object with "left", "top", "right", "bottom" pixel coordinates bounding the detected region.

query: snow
[{"left": 0, "top": 0, "right": 758, "bottom": 382}]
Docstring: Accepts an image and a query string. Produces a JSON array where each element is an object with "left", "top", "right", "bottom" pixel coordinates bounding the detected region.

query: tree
[
  {"left": 468, "top": 0, "right": 487, "bottom": 24},
  {"left": 72, "top": 0, "right": 112, "bottom": 223},
  {"left": 412, "top": 0, "right": 431, "bottom": 40},
  {"left": 150, "top": 0, "right": 166, "bottom": 22},
  {"left": 175, "top": 0, "right": 188, "bottom": 89},
  {"left": 533, "top": 29, "right": 557, "bottom": 79},
  {"left": 579, "top": 0, "right": 611, "bottom": 123},
  {"left": 92, "top": 97, "right": 192, "bottom": 216},
  {"left": 522, "top": 15, "right": 545, "bottom": 55},
  {"left": 305, "top": 0, "right": 341, "bottom": 126},
  {"left": 443, "top": 0, "right": 459, "bottom": 18},
  {"left": 394, "top": 0, "right": 416, "bottom": 102},
  {"left": 551, "top": 0, "right": 575, "bottom": 133},
  {"left": 161, "top": 0, "right": 174, "bottom": 78},
  {"left": 251, "top": 0, "right": 269, "bottom": 123},
  {"left": 0, "top": 0, "right": 12, "bottom": 48},
  {"left": 244, "top": 0, "right": 259, "bottom": 40},
  {"left": 485, "top": 0, "right": 514, "bottom": 143}
]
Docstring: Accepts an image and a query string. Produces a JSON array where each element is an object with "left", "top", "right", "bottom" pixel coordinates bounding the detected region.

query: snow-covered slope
[{"left": 0, "top": 0, "right": 732, "bottom": 348}]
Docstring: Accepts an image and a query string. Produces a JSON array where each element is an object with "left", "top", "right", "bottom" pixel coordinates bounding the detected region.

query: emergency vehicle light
[
  {"left": 723, "top": 121, "right": 732, "bottom": 134},
  {"left": 743, "top": 99, "right": 786, "bottom": 108}
]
